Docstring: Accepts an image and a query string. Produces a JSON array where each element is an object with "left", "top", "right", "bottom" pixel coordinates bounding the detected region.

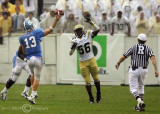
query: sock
[
  {"left": 1, "top": 87, "right": 8, "bottom": 93},
  {"left": 137, "top": 98, "right": 142, "bottom": 103},
  {"left": 139, "top": 94, "right": 144, "bottom": 101},
  {"left": 94, "top": 81, "right": 101, "bottom": 93},
  {"left": 85, "top": 84, "right": 93, "bottom": 98},
  {"left": 24, "top": 86, "right": 30, "bottom": 94}
]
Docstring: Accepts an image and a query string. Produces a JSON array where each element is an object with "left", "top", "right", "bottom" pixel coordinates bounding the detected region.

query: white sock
[
  {"left": 1, "top": 87, "right": 8, "bottom": 93},
  {"left": 24, "top": 86, "right": 30, "bottom": 92},
  {"left": 137, "top": 98, "right": 142, "bottom": 103}
]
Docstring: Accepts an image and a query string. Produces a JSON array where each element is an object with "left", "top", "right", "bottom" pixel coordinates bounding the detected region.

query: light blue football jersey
[{"left": 19, "top": 28, "right": 44, "bottom": 59}]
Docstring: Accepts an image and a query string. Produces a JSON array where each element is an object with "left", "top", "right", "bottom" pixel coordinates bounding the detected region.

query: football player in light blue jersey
[{"left": 19, "top": 13, "right": 62, "bottom": 104}]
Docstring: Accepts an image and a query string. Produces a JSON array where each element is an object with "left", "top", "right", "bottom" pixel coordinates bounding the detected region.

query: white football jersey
[
  {"left": 99, "top": 18, "right": 111, "bottom": 33},
  {"left": 111, "top": 16, "right": 129, "bottom": 34},
  {"left": 72, "top": 30, "right": 94, "bottom": 61}
]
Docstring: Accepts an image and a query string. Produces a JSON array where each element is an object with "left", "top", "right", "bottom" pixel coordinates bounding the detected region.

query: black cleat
[
  {"left": 96, "top": 92, "right": 101, "bottom": 103},
  {"left": 134, "top": 105, "right": 140, "bottom": 111},
  {"left": 139, "top": 102, "right": 145, "bottom": 111},
  {"left": 89, "top": 96, "right": 95, "bottom": 103}
]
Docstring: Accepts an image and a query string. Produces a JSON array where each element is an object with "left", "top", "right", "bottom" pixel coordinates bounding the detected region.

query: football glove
[
  {"left": 84, "top": 13, "right": 91, "bottom": 23},
  {"left": 71, "top": 42, "right": 78, "bottom": 50}
]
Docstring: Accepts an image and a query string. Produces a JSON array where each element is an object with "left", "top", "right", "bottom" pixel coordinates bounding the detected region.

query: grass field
[{"left": 0, "top": 84, "right": 160, "bottom": 114}]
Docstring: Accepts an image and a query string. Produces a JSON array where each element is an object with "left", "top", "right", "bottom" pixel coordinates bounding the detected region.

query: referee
[{"left": 115, "top": 33, "right": 159, "bottom": 111}]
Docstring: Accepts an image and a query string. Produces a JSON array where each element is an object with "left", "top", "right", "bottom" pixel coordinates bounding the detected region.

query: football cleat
[
  {"left": 138, "top": 101, "right": 145, "bottom": 111},
  {"left": 96, "top": 92, "right": 101, "bottom": 103},
  {"left": 35, "top": 91, "right": 38, "bottom": 98},
  {"left": 134, "top": 105, "right": 140, "bottom": 111},
  {"left": 21, "top": 91, "right": 29, "bottom": 98},
  {"left": 27, "top": 96, "right": 36, "bottom": 104},
  {"left": 1, "top": 92, "right": 7, "bottom": 101},
  {"left": 89, "top": 96, "right": 95, "bottom": 103}
]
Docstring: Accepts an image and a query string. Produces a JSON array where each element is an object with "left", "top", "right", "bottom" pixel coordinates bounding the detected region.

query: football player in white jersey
[
  {"left": 69, "top": 15, "right": 101, "bottom": 103},
  {"left": 111, "top": 10, "right": 131, "bottom": 36},
  {"left": 99, "top": 11, "right": 111, "bottom": 33}
]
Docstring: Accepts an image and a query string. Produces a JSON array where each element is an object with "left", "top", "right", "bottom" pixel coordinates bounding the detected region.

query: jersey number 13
[{"left": 24, "top": 36, "right": 37, "bottom": 48}]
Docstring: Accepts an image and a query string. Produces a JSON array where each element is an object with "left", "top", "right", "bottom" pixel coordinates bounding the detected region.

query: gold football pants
[{"left": 79, "top": 57, "right": 99, "bottom": 84}]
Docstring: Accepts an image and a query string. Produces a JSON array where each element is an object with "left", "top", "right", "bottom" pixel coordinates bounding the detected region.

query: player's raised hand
[
  {"left": 115, "top": 64, "right": 120, "bottom": 70},
  {"left": 155, "top": 70, "right": 159, "bottom": 77},
  {"left": 55, "top": 10, "right": 64, "bottom": 21}
]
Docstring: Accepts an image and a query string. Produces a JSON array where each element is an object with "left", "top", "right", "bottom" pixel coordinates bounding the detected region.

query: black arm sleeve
[
  {"left": 92, "top": 29, "right": 100, "bottom": 38},
  {"left": 18, "top": 46, "right": 26, "bottom": 60}
]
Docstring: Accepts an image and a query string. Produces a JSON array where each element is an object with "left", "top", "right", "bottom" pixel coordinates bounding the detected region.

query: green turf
[{"left": 0, "top": 84, "right": 160, "bottom": 114}]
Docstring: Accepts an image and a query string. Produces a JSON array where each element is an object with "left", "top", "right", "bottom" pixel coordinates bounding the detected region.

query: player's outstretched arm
[
  {"left": 150, "top": 56, "right": 159, "bottom": 77},
  {"left": 43, "top": 15, "right": 62, "bottom": 36},
  {"left": 83, "top": 13, "right": 99, "bottom": 38},
  {"left": 89, "top": 21, "right": 100, "bottom": 38},
  {"left": 69, "top": 42, "right": 78, "bottom": 56},
  {"left": 115, "top": 56, "right": 126, "bottom": 69}
]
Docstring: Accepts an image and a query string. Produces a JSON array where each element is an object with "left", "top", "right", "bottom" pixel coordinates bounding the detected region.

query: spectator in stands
[
  {"left": 40, "top": 5, "right": 62, "bottom": 34},
  {"left": 108, "top": 0, "right": 121, "bottom": 18},
  {"left": 147, "top": 15, "right": 160, "bottom": 35},
  {"left": 0, "top": 10, "right": 12, "bottom": 44},
  {"left": 10, "top": 0, "right": 25, "bottom": 15},
  {"left": 0, "top": 1, "right": 12, "bottom": 15},
  {"left": 9, "top": 0, "right": 22, "bottom": 4},
  {"left": 135, "top": 11, "right": 149, "bottom": 34},
  {"left": 11, "top": 6, "right": 25, "bottom": 32},
  {"left": 37, "top": 0, "right": 43, "bottom": 19},
  {"left": 25, "top": 12, "right": 40, "bottom": 29},
  {"left": 80, "top": 10, "right": 96, "bottom": 30},
  {"left": 99, "top": 11, "right": 111, "bottom": 33},
  {"left": 39, "top": 7, "right": 49, "bottom": 21},
  {"left": 23, "top": 0, "right": 35, "bottom": 16},
  {"left": 149, "top": 11, "right": 157, "bottom": 26},
  {"left": 62, "top": 13, "right": 78, "bottom": 33},
  {"left": 111, "top": 10, "right": 130, "bottom": 36},
  {"left": 0, "top": 0, "right": 12, "bottom": 14}
]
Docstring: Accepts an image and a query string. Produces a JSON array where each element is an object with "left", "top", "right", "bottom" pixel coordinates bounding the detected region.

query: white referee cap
[{"left": 137, "top": 33, "right": 147, "bottom": 41}]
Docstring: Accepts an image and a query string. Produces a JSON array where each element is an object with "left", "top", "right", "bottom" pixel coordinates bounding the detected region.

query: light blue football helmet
[{"left": 23, "top": 20, "right": 34, "bottom": 31}]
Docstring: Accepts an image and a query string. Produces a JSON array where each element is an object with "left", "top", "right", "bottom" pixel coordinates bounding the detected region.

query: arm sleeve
[
  {"left": 19, "top": 37, "right": 24, "bottom": 46},
  {"left": 36, "top": 28, "right": 45, "bottom": 38},
  {"left": 123, "top": 46, "right": 133, "bottom": 58}
]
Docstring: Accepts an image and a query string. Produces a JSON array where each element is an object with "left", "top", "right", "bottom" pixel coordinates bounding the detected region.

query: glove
[
  {"left": 84, "top": 13, "right": 91, "bottom": 23},
  {"left": 71, "top": 42, "right": 78, "bottom": 50}
]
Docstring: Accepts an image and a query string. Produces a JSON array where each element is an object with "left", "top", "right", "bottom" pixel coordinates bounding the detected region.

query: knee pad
[
  {"left": 80, "top": 68, "right": 87, "bottom": 78},
  {"left": 34, "top": 74, "right": 40, "bottom": 80},
  {"left": 13, "top": 66, "right": 22, "bottom": 76},
  {"left": 7, "top": 79, "right": 15, "bottom": 85},
  {"left": 27, "top": 75, "right": 31, "bottom": 82},
  {"left": 90, "top": 66, "right": 99, "bottom": 81}
]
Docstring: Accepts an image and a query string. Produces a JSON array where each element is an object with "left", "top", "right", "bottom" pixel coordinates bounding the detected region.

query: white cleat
[
  {"left": 1, "top": 92, "right": 7, "bottom": 101},
  {"left": 21, "top": 91, "right": 29, "bottom": 98},
  {"left": 27, "top": 96, "right": 36, "bottom": 104}
]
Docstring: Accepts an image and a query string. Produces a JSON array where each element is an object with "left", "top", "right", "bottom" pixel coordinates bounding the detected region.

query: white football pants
[
  {"left": 27, "top": 56, "right": 43, "bottom": 81},
  {"left": 11, "top": 55, "right": 31, "bottom": 82},
  {"left": 128, "top": 67, "right": 148, "bottom": 97}
]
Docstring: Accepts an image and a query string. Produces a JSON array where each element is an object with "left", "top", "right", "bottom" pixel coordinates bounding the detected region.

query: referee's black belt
[{"left": 131, "top": 66, "right": 147, "bottom": 70}]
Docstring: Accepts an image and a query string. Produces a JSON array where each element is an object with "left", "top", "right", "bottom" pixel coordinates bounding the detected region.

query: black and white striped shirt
[{"left": 123, "top": 43, "right": 154, "bottom": 68}]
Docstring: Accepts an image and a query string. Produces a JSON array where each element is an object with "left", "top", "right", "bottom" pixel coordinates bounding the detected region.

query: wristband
[{"left": 50, "top": 27, "right": 54, "bottom": 30}]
